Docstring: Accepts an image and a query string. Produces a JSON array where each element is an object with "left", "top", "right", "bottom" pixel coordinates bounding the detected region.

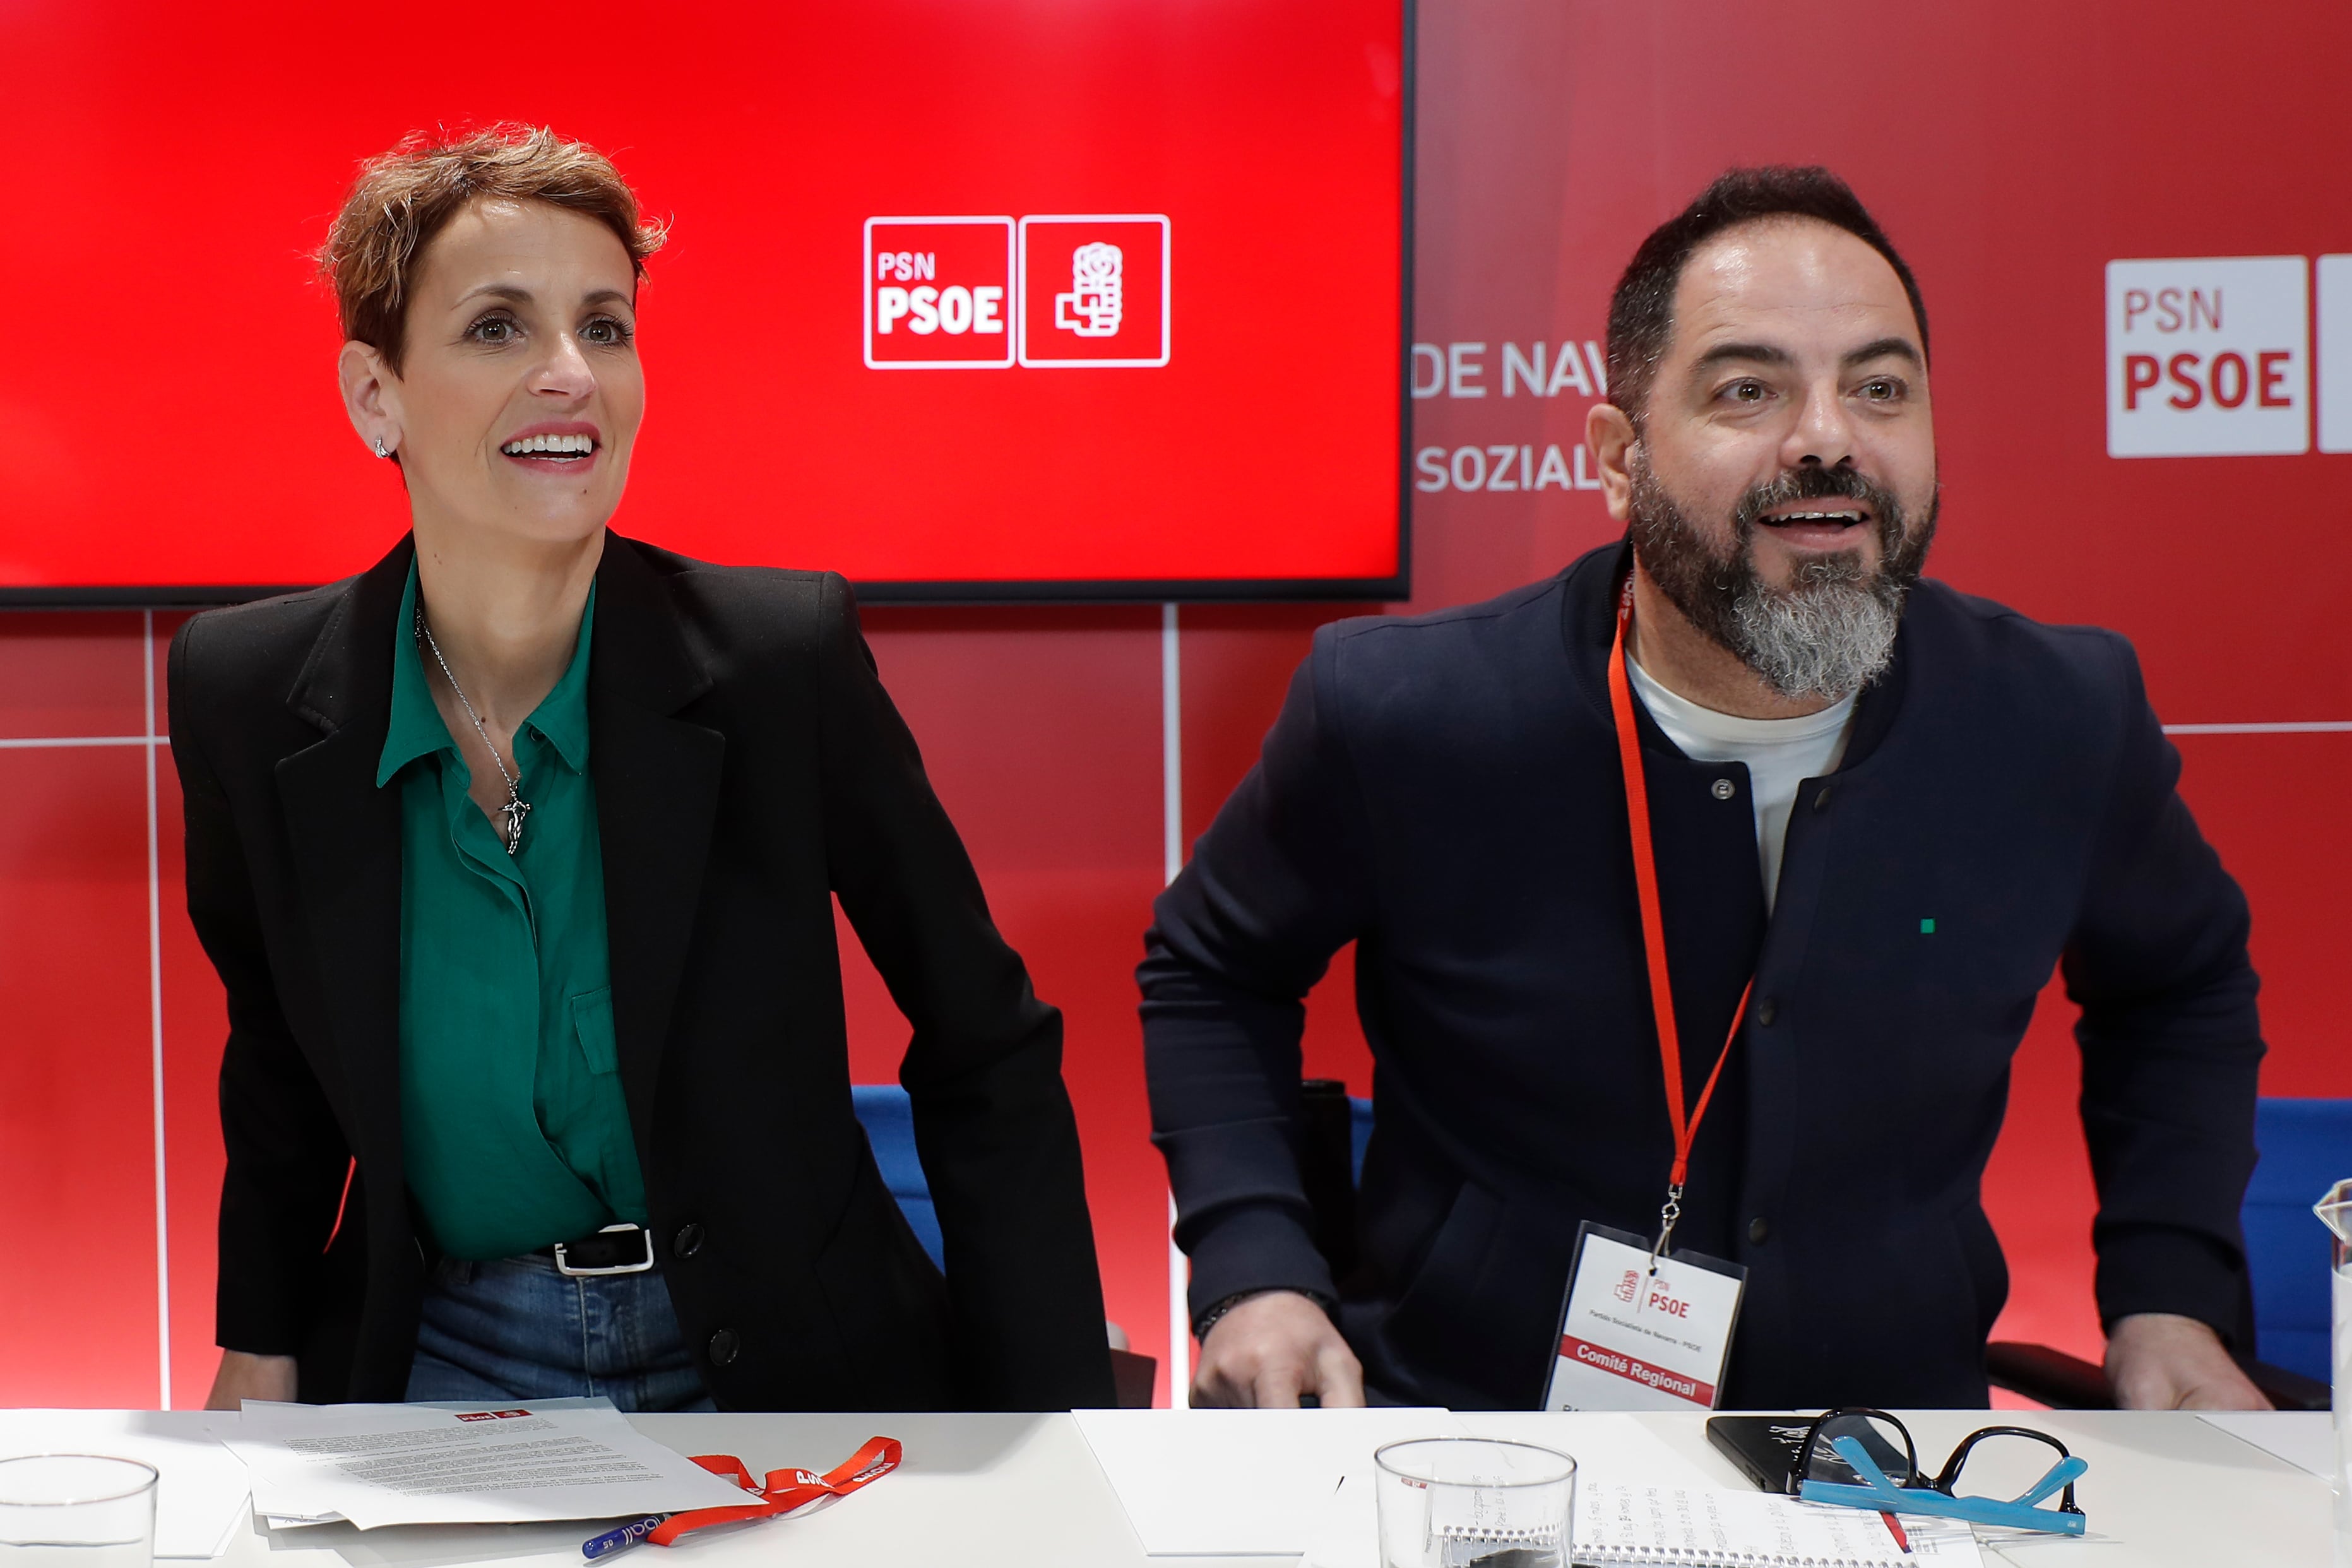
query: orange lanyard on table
[
  {"left": 1607, "top": 573, "right": 1754, "bottom": 1267},
  {"left": 645, "top": 1436, "right": 901, "bottom": 1545}
]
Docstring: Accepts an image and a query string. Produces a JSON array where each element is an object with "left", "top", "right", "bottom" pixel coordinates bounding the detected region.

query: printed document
[{"left": 216, "top": 1399, "right": 749, "bottom": 1530}]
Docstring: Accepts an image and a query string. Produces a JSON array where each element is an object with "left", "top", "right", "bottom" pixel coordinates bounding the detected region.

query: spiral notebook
[
  {"left": 1301, "top": 1469, "right": 1981, "bottom": 1568},
  {"left": 1574, "top": 1483, "right": 1981, "bottom": 1567}
]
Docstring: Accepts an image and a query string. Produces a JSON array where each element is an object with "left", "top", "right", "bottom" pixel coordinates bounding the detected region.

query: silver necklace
[{"left": 414, "top": 607, "right": 531, "bottom": 855}]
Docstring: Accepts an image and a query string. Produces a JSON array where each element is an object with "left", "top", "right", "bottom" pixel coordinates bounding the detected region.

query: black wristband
[{"left": 1191, "top": 1286, "right": 1335, "bottom": 1342}]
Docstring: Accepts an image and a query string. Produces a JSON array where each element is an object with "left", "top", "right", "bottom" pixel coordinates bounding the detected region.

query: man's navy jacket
[{"left": 1140, "top": 541, "right": 2262, "bottom": 1410}]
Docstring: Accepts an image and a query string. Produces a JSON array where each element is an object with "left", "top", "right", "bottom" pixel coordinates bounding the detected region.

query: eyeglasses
[{"left": 1788, "top": 1408, "right": 2088, "bottom": 1536}]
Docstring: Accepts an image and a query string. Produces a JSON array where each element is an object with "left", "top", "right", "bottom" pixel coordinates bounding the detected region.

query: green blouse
[{"left": 375, "top": 564, "right": 647, "bottom": 1261}]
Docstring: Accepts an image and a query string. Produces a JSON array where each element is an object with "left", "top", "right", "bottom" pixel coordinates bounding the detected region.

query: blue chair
[
  {"left": 1984, "top": 1094, "right": 2350, "bottom": 1410},
  {"left": 850, "top": 1083, "right": 1158, "bottom": 1408},
  {"left": 2243, "top": 1096, "right": 2352, "bottom": 1381},
  {"left": 851, "top": 1084, "right": 946, "bottom": 1268}
]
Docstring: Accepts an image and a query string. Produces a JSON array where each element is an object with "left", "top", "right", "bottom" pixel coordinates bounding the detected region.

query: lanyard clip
[{"left": 1648, "top": 1184, "right": 1684, "bottom": 1274}]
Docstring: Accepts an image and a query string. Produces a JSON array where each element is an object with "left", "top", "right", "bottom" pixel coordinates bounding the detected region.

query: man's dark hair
[{"left": 1605, "top": 166, "right": 1928, "bottom": 423}]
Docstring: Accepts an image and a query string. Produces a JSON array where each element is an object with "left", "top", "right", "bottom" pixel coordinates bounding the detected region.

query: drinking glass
[
  {"left": 0, "top": 1457, "right": 158, "bottom": 1568},
  {"left": 1373, "top": 1437, "right": 1575, "bottom": 1568},
  {"left": 2315, "top": 1179, "right": 2352, "bottom": 1568}
]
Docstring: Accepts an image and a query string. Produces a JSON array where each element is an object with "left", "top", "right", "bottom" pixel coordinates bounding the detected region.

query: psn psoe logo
[
  {"left": 1613, "top": 1269, "right": 1639, "bottom": 1305},
  {"left": 1056, "top": 242, "right": 1124, "bottom": 336},
  {"left": 2105, "top": 256, "right": 2308, "bottom": 457},
  {"left": 863, "top": 217, "right": 1016, "bottom": 369}
]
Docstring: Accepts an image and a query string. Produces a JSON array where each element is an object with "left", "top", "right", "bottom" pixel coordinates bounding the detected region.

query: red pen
[{"left": 1877, "top": 1511, "right": 1912, "bottom": 1555}]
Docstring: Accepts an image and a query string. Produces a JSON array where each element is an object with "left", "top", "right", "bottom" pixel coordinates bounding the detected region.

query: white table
[{"left": 74, "top": 1408, "right": 2341, "bottom": 1568}]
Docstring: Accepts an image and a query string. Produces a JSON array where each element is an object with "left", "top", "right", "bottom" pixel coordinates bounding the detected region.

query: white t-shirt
[{"left": 1625, "top": 656, "right": 1856, "bottom": 912}]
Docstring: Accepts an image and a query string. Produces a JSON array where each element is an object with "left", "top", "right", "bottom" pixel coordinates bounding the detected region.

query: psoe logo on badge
[
  {"left": 2106, "top": 256, "right": 2308, "bottom": 458},
  {"left": 1613, "top": 1269, "right": 1639, "bottom": 1305},
  {"left": 1018, "top": 215, "right": 1170, "bottom": 368},
  {"left": 864, "top": 217, "right": 1014, "bottom": 369},
  {"left": 1642, "top": 1284, "right": 1692, "bottom": 1320}
]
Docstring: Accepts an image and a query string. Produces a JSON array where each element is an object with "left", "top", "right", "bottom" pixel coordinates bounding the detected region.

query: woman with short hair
[{"left": 172, "top": 125, "right": 1112, "bottom": 1412}]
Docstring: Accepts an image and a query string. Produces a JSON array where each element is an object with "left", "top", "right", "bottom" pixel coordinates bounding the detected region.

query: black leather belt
[{"left": 535, "top": 1223, "right": 655, "bottom": 1277}]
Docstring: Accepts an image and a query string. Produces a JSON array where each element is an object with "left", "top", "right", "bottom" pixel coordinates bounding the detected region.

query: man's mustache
[{"left": 1731, "top": 466, "right": 1904, "bottom": 538}]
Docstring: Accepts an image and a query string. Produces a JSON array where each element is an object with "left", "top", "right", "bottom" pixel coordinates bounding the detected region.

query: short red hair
[{"left": 319, "top": 125, "right": 666, "bottom": 373}]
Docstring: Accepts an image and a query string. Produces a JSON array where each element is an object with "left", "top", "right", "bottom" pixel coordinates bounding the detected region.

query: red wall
[{"left": 4, "top": 0, "right": 2348, "bottom": 1409}]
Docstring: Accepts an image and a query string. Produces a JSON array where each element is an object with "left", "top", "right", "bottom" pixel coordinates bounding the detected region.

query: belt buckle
[{"left": 553, "top": 1223, "right": 655, "bottom": 1277}]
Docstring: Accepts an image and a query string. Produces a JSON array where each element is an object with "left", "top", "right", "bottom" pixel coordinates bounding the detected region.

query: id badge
[{"left": 1540, "top": 1221, "right": 1746, "bottom": 1411}]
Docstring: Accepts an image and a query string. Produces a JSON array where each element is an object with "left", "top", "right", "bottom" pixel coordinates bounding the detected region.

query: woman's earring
[{"left": 374, "top": 436, "right": 391, "bottom": 459}]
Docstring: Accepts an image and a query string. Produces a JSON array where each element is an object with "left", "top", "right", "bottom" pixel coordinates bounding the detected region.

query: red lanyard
[
  {"left": 1607, "top": 574, "right": 1753, "bottom": 1260},
  {"left": 646, "top": 1436, "right": 901, "bottom": 1545}
]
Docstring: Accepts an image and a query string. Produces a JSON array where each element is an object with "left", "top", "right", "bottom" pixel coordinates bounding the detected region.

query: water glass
[
  {"left": 0, "top": 1456, "right": 158, "bottom": 1568},
  {"left": 2318, "top": 1179, "right": 2352, "bottom": 1568},
  {"left": 1374, "top": 1437, "right": 1575, "bottom": 1568}
]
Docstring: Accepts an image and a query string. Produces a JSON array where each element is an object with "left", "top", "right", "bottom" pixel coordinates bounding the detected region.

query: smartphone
[{"left": 1705, "top": 1415, "right": 1913, "bottom": 1495}]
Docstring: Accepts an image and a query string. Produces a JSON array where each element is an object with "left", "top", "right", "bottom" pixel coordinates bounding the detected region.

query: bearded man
[{"left": 1139, "top": 167, "right": 2269, "bottom": 1413}]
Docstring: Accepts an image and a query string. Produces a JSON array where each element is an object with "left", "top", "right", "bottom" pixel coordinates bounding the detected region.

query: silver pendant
[
  {"left": 414, "top": 607, "right": 533, "bottom": 857},
  {"left": 499, "top": 794, "right": 531, "bottom": 856}
]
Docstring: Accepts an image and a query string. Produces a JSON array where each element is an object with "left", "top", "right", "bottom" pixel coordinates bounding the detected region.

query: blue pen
[{"left": 581, "top": 1514, "right": 670, "bottom": 1560}]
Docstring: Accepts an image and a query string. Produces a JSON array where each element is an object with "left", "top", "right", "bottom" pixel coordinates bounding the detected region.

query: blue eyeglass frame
[{"left": 1795, "top": 1418, "right": 2089, "bottom": 1536}]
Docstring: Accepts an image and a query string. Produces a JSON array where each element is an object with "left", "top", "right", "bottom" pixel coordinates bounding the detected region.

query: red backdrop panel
[
  {"left": 1405, "top": 0, "right": 2352, "bottom": 721},
  {"left": 830, "top": 607, "right": 1170, "bottom": 1399},
  {"left": 0, "top": 627, "right": 160, "bottom": 1407}
]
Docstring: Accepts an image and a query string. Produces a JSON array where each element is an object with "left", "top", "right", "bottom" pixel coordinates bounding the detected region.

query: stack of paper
[
  {"left": 1073, "top": 1407, "right": 1466, "bottom": 1555},
  {"left": 215, "top": 1399, "right": 751, "bottom": 1530},
  {"left": 0, "top": 1411, "right": 252, "bottom": 1559}
]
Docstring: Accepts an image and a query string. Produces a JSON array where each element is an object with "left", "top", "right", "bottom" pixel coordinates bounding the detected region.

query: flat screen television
[{"left": 0, "top": 0, "right": 1409, "bottom": 603}]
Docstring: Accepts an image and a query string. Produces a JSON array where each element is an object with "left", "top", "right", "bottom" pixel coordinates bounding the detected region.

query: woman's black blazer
[{"left": 167, "top": 533, "right": 1115, "bottom": 1410}]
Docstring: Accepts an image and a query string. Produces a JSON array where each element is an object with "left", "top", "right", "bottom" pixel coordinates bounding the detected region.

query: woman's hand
[{"left": 205, "top": 1350, "right": 299, "bottom": 1410}]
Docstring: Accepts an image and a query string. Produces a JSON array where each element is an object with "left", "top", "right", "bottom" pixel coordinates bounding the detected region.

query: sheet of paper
[
  {"left": 0, "top": 1410, "right": 252, "bottom": 1559},
  {"left": 2198, "top": 1410, "right": 2334, "bottom": 1478},
  {"left": 1453, "top": 1411, "right": 1723, "bottom": 1488},
  {"left": 234, "top": 1399, "right": 633, "bottom": 1528},
  {"left": 1072, "top": 1406, "right": 1463, "bottom": 1555},
  {"left": 1299, "top": 1471, "right": 1377, "bottom": 1568},
  {"left": 1894, "top": 1515, "right": 1985, "bottom": 1566},
  {"left": 215, "top": 1399, "right": 749, "bottom": 1530}
]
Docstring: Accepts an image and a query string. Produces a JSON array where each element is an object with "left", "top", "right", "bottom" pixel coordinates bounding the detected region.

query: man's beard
[{"left": 1627, "top": 454, "right": 1938, "bottom": 702}]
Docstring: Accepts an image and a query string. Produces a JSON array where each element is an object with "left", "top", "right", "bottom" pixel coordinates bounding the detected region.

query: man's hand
[
  {"left": 1191, "top": 1290, "right": 1365, "bottom": 1408},
  {"left": 205, "top": 1350, "right": 299, "bottom": 1411},
  {"left": 2105, "top": 1312, "right": 2271, "bottom": 1410}
]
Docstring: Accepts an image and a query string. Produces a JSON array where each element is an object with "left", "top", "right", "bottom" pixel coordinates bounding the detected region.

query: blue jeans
[{"left": 405, "top": 1252, "right": 715, "bottom": 1411}]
